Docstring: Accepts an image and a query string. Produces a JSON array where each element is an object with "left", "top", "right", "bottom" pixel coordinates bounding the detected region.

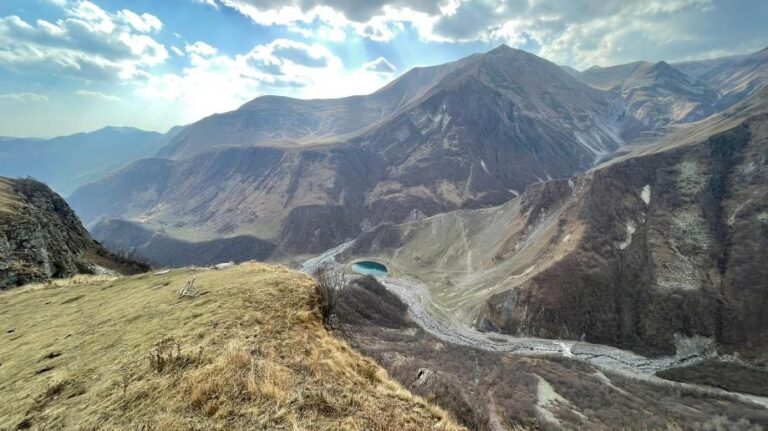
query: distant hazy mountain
[
  {"left": 672, "top": 54, "right": 748, "bottom": 80},
  {"left": 698, "top": 46, "right": 768, "bottom": 110},
  {"left": 577, "top": 47, "right": 768, "bottom": 141},
  {"left": 71, "top": 45, "right": 626, "bottom": 256},
  {"left": 582, "top": 61, "right": 718, "bottom": 139},
  {"left": 0, "top": 127, "right": 166, "bottom": 196}
]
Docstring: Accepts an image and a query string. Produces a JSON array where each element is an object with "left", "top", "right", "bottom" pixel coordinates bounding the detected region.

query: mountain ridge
[{"left": 73, "top": 45, "right": 626, "bottom": 255}]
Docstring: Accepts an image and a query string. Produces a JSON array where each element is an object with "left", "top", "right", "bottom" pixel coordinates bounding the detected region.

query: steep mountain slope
[
  {"left": 582, "top": 61, "right": 718, "bottom": 139},
  {"left": 0, "top": 177, "right": 147, "bottom": 289},
  {"left": 339, "top": 89, "right": 768, "bottom": 359},
  {"left": 700, "top": 46, "right": 768, "bottom": 110},
  {"left": 0, "top": 127, "right": 166, "bottom": 196},
  {"left": 0, "top": 263, "right": 463, "bottom": 431},
  {"left": 70, "top": 46, "right": 624, "bottom": 256}
]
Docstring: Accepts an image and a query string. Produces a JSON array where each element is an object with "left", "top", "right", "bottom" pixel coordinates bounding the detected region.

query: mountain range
[
  {"left": 0, "top": 127, "right": 170, "bottom": 196},
  {"left": 4, "top": 43, "right": 768, "bottom": 359},
  {"left": 71, "top": 45, "right": 628, "bottom": 255},
  {"left": 69, "top": 45, "right": 768, "bottom": 262}
]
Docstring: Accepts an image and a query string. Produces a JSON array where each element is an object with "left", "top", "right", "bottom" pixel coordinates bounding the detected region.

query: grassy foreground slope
[{"left": 0, "top": 263, "right": 463, "bottom": 431}]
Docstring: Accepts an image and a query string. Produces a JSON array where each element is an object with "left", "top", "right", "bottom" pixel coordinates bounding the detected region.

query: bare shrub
[
  {"left": 148, "top": 338, "right": 201, "bottom": 372},
  {"left": 311, "top": 265, "right": 348, "bottom": 328}
]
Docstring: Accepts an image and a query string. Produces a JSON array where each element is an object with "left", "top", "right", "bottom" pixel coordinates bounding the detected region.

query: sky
[{"left": 0, "top": 0, "right": 766, "bottom": 138}]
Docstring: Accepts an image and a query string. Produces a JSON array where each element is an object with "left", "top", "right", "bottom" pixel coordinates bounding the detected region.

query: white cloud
[
  {"left": 214, "top": 0, "right": 767, "bottom": 68},
  {"left": 192, "top": 0, "right": 219, "bottom": 9},
  {"left": 171, "top": 45, "right": 184, "bottom": 56},
  {"left": 0, "top": 92, "right": 49, "bottom": 102},
  {"left": 75, "top": 89, "right": 122, "bottom": 101},
  {"left": 185, "top": 41, "right": 218, "bottom": 56},
  {"left": 135, "top": 38, "right": 392, "bottom": 121},
  {"left": 362, "top": 56, "right": 396, "bottom": 74},
  {"left": 116, "top": 10, "right": 162, "bottom": 33},
  {"left": 0, "top": 1, "right": 168, "bottom": 81},
  {"left": 217, "top": 0, "right": 441, "bottom": 43}
]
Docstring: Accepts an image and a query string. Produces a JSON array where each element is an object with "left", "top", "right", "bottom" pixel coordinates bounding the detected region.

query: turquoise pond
[{"left": 350, "top": 261, "right": 388, "bottom": 276}]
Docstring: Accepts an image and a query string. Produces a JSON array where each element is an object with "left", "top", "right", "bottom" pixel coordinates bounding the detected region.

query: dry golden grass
[
  {"left": 0, "top": 178, "right": 22, "bottom": 217},
  {"left": 0, "top": 262, "right": 465, "bottom": 431}
]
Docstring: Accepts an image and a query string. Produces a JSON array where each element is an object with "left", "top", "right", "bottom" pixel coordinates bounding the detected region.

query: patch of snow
[
  {"left": 91, "top": 264, "right": 117, "bottom": 275},
  {"left": 154, "top": 269, "right": 171, "bottom": 275},
  {"left": 508, "top": 189, "right": 520, "bottom": 197},
  {"left": 214, "top": 261, "right": 235, "bottom": 270},
  {"left": 554, "top": 341, "right": 574, "bottom": 357},
  {"left": 742, "top": 161, "right": 756, "bottom": 175},
  {"left": 674, "top": 333, "right": 717, "bottom": 359},
  {"left": 728, "top": 200, "right": 750, "bottom": 226},
  {"left": 640, "top": 185, "right": 651, "bottom": 205},
  {"left": 616, "top": 221, "right": 636, "bottom": 250},
  {"left": 394, "top": 125, "right": 410, "bottom": 142},
  {"left": 479, "top": 159, "right": 491, "bottom": 175}
]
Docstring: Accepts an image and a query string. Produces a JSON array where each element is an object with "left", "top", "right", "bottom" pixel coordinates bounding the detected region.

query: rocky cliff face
[
  {"left": 0, "top": 177, "right": 147, "bottom": 288},
  {"left": 483, "top": 117, "right": 768, "bottom": 358}
]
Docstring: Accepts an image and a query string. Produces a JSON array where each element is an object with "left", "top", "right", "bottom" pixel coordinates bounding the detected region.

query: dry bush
[
  {"left": 312, "top": 265, "right": 348, "bottom": 328},
  {"left": 148, "top": 338, "right": 202, "bottom": 373}
]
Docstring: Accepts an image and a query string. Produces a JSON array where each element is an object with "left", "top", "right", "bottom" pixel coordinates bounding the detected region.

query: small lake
[{"left": 350, "top": 261, "right": 388, "bottom": 276}]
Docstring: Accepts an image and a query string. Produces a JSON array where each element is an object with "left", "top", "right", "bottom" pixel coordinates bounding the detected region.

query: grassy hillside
[{"left": 0, "top": 263, "right": 463, "bottom": 430}]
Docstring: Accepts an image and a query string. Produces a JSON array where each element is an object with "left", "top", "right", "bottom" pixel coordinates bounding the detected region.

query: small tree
[{"left": 312, "top": 265, "right": 347, "bottom": 328}]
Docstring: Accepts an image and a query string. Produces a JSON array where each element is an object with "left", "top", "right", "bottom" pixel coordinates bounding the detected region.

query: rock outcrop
[{"left": 0, "top": 177, "right": 147, "bottom": 288}]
